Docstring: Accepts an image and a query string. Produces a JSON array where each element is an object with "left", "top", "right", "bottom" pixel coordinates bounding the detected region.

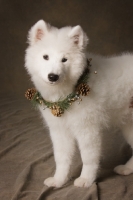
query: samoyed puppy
[{"left": 25, "top": 20, "right": 133, "bottom": 188}]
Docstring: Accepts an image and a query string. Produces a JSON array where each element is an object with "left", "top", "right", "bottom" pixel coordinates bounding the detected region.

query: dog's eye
[
  {"left": 43, "top": 55, "right": 49, "bottom": 60},
  {"left": 62, "top": 58, "right": 67, "bottom": 63}
]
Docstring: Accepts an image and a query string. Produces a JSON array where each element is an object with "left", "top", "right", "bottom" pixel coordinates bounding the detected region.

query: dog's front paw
[
  {"left": 114, "top": 165, "right": 133, "bottom": 175},
  {"left": 74, "top": 177, "right": 92, "bottom": 188},
  {"left": 44, "top": 177, "right": 64, "bottom": 188}
]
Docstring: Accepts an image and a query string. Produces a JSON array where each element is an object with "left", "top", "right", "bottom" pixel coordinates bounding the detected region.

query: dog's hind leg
[{"left": 114, "top": 123, "right": 133, "bottom": 175}]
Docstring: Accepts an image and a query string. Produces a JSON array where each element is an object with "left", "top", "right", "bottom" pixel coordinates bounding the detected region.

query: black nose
[{"left": 48, "top": 73, "right": 59, "bottom": 82}]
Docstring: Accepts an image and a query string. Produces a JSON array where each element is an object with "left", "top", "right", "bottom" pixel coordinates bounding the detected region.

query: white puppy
[{"left": 25, "top": 20, "right": 133, "bottom": 188}]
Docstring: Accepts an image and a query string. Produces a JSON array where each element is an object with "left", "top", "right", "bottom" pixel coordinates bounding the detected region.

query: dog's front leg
[
  {"left": 44, "top": 129, "right": 75, "bottom": 188},
  {"left": 74, "top": 127, "right": 101, "bottom": 188}
]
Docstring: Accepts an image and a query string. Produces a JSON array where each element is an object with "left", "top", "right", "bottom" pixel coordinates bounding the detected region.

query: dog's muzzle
[{"left": 48, "top": 73, "right": 59, "bottom": 82}]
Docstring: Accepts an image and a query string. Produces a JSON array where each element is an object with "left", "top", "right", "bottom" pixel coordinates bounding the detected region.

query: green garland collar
[{"left": 25, "top": 59, "right": 92, "bottom": 117}]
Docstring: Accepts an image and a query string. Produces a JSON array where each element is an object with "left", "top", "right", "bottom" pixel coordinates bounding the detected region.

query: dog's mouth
[
  {"left": 49, "top": 81, "right": 59, "bottom": 85},
  {"left": 42, "top": 77, "right": 61, "bottom": 86},
  {"left": 46, "top": 78, "right": 62, "bottom": 86}
]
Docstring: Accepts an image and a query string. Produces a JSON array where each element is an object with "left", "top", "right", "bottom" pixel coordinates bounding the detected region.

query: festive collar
[{"left": 25, "top": 59, "right": 92, "bottom": 117}]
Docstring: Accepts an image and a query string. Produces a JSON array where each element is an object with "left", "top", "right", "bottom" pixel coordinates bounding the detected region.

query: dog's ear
[
  {"left": 69, "top": 25, "right": 88, "bottom": 49},
  {"left": 28, "top": 20, "right": 49, "bottom": 45}
]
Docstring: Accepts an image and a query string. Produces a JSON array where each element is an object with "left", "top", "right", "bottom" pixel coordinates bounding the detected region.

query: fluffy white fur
[{"left": 25, "top": 20, "right": 133, "bottom": 188}]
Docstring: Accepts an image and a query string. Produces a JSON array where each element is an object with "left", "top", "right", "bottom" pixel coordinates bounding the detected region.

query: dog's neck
[{"left": 34, "top": 78, "right": 76, "bottom": 102}]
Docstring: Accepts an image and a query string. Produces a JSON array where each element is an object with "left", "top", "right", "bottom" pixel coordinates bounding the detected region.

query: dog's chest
[{"left": 40, "top": 96, "right": 91, "bottom": 126}]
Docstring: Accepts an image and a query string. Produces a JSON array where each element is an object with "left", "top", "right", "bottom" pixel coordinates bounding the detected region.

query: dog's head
[{"left": 25, "top": 20, "right": 88, "bottom": 91}]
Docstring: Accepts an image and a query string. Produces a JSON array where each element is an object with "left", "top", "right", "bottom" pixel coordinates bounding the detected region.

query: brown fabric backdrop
[{"left": 1, "top": 1, "right": 133, "bottom": 200}]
